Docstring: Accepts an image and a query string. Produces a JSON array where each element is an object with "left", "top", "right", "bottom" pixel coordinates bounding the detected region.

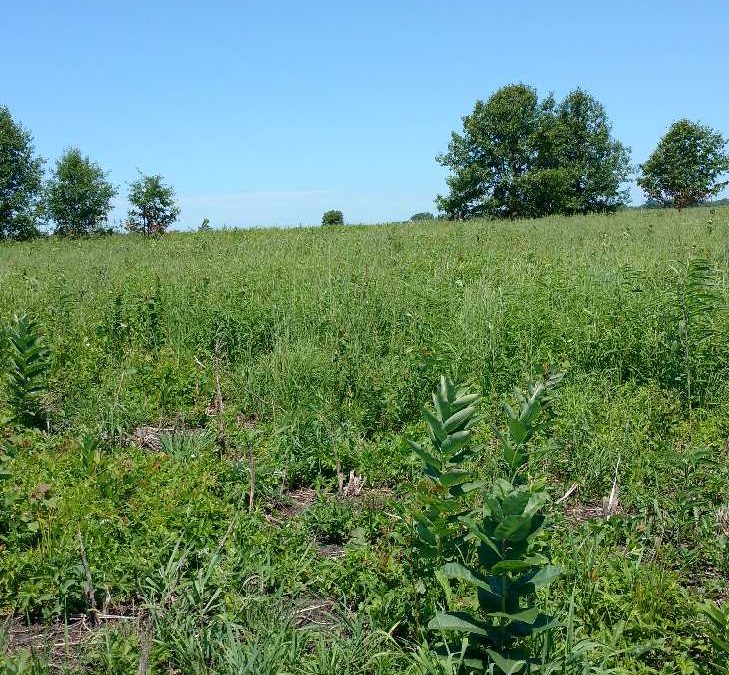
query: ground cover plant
[{"left": 1, "top": 206, "right": 729, "bottom": 673}]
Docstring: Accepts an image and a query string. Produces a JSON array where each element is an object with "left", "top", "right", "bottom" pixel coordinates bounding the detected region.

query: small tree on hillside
[
  {"left": 46, "top": 148, "right": 117, "bottom": 237},
  {"left": 410, "top": 212, "right": 435, "bottom": 221},
  {"left": 0, "top": 106, "right": 44, "bottom": 240},
  {"left": 322, "top": 209, "right": 344, "bottom": 226},
  {"left": 637, "top": 119, "right": 729, "bottom": 210},
  {"left": 125, "top": 173, "right": 180, "bottom": 235}
]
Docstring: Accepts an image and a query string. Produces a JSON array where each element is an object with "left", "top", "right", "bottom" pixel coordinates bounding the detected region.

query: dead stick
[
  {"left": 137, "top": 611, "right": 152, "bottom": 675},
  {"left": 248, "top": 439, "right": 256, "bottom": 513},
  {"left": 336, "top": 456, "right": 344, "bottom": 495},
  {"left": 556, "top": 482, "right": 579, "bottom": 504},
  {"left": 76, "top": 529, "right": 97, "bottom": 625}
]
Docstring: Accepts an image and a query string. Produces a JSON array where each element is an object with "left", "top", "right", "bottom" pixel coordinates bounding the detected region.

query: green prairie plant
[
  {"left": 669, "top": 257, "right": 724, "bottom": 408},
  {"left": 408, "top": 376, "right": 483, "bottom": 560},
  {"left": 412, "top": 374, "right": 562, "bottom": 673},
  {"left": 4, "top": 313, "right": 50, "bottom": 428},
  {"left": 703, "top": 602, "right": 729, "bottom": 674}
]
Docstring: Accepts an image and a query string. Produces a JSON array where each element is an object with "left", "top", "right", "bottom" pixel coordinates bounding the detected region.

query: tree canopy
[
  {"left": 0, "top": 106, "right": 44, "bottom": 240},
  {"left": 125, "top": 173, "right": 180, "bottom": 235},
  {"left": 45, "top": 148, "right": 117, "bottom": 236},
  {"left": 637, "top": 119, "right": 729, "bottom": 210},
  {"left": 436, "top": 84, "right": 632, "bottom": 220},
  {"left": 322, "top": 210, "right": 344, "bottom": 226}
]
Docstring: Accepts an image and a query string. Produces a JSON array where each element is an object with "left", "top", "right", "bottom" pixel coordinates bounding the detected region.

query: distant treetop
[
  {"left": 410, "top": 212, "right": 435, "bottom": 221},
  {"left": 322, "top": 209, "right": 344, "bottom": 226}
]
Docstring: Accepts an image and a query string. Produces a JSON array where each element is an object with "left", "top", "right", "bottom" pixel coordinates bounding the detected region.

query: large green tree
[
  {"left": 436, "top": 84, "right": 548, "bottom": 219},
  {"left": 436, "top": 84, "right": 631, "bottom": 219},
  {"left": 0, "top": 106, "right": 44, "bottom": 240},
  {"left": 541, "top": 89, "right": 631, "bottom": 214},
  {"left": 637, "top": 119, "right": 729, "bottom": 210},
  {"left": 45, "top": 148, "right": 117, "bottom": 237},
  {"left": 125, "top": 173, "right": 180, "bottom": 235}
]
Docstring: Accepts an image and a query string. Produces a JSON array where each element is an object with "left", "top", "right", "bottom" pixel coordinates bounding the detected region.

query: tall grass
[{"left": 2, "top": 206, "right": 729, "bottom": 673}]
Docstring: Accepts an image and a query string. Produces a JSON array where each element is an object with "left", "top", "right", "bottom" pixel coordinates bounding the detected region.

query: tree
[
  {"left": 0, "top": 106, "right": 44, "bottom": 240},
  {"left": 435, "top": 84, "right": 632, "bottom": 219},
  {"left": 125, "top": 173, "right": 180, "bottom": 235},
  {"left": 637, "top": 119, "right": 729, "bottom": 210},
  {"left": 45, "top": 148, "right": 117, "bottom": 237},
  {"left": 322, "top": 209, "right": 344, "bottom": 226},
  {"left": 539, "top": 88, "right": 631, "bottom": 214},
  {"left": 436, "top": 84, "right": 547, "bottom": 219},
  {"left": 410, "top": 212, "right": 434, "bottom": 221}
]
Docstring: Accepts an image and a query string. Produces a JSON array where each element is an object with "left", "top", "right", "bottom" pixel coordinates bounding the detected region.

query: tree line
[
  {"left": 0, "top": 105, "right": 180, "bottom": 240},
  {"left": 436, "top": 83, "right": 729, "bottom": 220},
  {"left": 2, "top": 85, "right": 729, "bottom": 240}
]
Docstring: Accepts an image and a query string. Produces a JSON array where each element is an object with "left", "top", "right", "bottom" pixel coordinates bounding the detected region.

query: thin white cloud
[{"left": 180, "top": 190, "right": 331, "bottom": 205}]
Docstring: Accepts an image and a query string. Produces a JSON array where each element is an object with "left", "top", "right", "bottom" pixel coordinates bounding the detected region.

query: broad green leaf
[
  {"left": 515, "top": 565, "right": 561, "bottom": 592},
  {"left": 428, "top": 611, "right": 490, "bottom": 637},
  {"left": 415, "top": 523, "right": 437, "bottom": 545},
  {"left": 501, "top": 490, "right": 531, "bottom": 517},
  {"left": 450, "top": 480, "right": 486, "bottom": 496},
  {"left": 439, "top": 470, "right": 471, "bottom": 488},
  {"left": 450, "top": 393, "right": 480, "bottom": 412},
  {"left": 487, "top": 607, "right": 540, "bottom": 624},
  {"left": 440, "top": 561, "right": 491, "bottom": 589},
  {"left": 484, "top": 649, "right": 527, "bottom": 674},
  {"left": 433, "top": 390, "right": 450, "bottom": 422},
  {"left": 444, "top": 406, "right": 476, "bottom": 432},
  {"left": 407, "top": 440, "right": 442, "bottom": 471},
  {"left": 423, "top": 406, "right": 447, "bottom": 442},
  {"left": 507, "top": 417, "right": 528, "bottom": 445},
  {"left": 441, "top": 430, "right": 471, "bottom": 456},
  {"left": 491, "top": 555, "right": 547, "bottom": 573},
  {"left": 494, "top": 515, "right": 532, "bottom": 542}
]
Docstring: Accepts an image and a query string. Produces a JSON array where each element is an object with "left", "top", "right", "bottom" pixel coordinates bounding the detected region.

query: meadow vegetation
[{"left": 2, "top": 206, "right": 729, "bottom": 673}]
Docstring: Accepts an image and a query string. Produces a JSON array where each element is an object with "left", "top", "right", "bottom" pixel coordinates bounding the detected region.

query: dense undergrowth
[{"left": 1, "top": 207, "right": 729, "bottom": 673}]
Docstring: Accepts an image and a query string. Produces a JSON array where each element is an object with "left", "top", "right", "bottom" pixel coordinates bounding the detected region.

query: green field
[{"left": 2, "top": 207, "right": 729, "bottom": 673}]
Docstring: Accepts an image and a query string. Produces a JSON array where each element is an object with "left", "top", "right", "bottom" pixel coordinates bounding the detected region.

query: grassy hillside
[{"left": 2, "top": 207, "right": 729, "bottom": 673}]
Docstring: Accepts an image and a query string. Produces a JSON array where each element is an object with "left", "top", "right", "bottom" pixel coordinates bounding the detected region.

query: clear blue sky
[{"left": 3, "top": 1, "right": 728, "bottom": 229}]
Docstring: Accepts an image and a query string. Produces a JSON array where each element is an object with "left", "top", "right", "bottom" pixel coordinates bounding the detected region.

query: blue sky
[{"left": 3, "top": 1, "right": 728, "bottom": 229}]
